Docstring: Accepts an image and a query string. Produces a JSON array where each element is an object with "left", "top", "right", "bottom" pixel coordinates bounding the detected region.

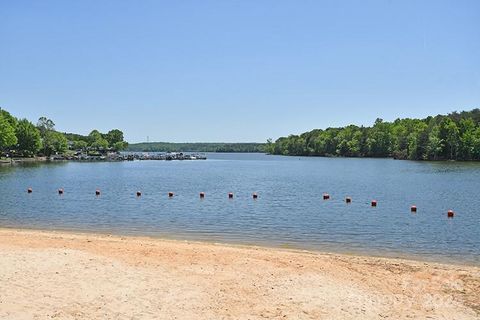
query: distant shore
[{"left": 0, "top": 228, "right": 478, "bottom": 319}]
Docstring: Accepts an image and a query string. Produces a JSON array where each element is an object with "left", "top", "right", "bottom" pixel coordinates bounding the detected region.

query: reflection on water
[{"left": 0, "top": 154, "right": 479, "bottom": 265}]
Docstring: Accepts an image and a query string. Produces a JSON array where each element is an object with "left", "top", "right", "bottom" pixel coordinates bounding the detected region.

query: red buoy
[
  {"left": 95, "top": 189, "right": 101, "bottom": 196},
  {"left": 323, "top": 193, "right": 330, "bottom": 200},
  {"left": 345, "top": 197, "right": 352, "bottom": 203},
  {"left": 168, "top": 192, "right": 174, "bottom": 198},
  {"left": 371, "top": 200, "right": 377, "bottom": 207},
  {"left": 411, "top": 205, "right": 417, "bottom": 213},
  {"left": 199, "top": 192, "right": 205, "bottom": 198},
  {"left": 58, "top": 188, "right": 64, "bottom": 195},
  {"left": 27, "top": 188, "right": 33, "bottom": 194},
  {"left": 252, "top": 193, "right": 258, "bottom": 199},
  {"left": 447, "top": 210, "right": 454, "bottom": 218},
  {"left": 136, "top": 191, "right": 142, "bottom": 197},
  {"left": 228, "top": 192, "right": 234, "bottom": 199}
]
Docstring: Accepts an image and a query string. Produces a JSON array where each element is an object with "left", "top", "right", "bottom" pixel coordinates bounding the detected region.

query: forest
[
  {"left": 0, "top": 107, "right": 128, "bottom": 157},
  {"left": 266, "top": 109, "right": 480, "bottom": 161},
  {"left": 127, "top": 142, "right": 266, "bottom": 153}
]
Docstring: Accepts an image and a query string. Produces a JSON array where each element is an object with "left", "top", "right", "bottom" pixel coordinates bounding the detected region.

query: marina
[{"left": 51, "top": 152, "right": 207, "bottom": 162}]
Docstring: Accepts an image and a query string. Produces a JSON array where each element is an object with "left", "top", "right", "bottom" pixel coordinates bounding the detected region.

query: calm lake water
[{"left": 1, "top": 153, "right": 479, "bottom": 265}]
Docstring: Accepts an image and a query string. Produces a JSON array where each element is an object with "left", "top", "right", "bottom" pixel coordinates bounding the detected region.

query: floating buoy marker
[
  {"left": 27, "top": 188, "right": 33, "bottom": 194},
  {"left": 411, "top": 205, "right": 417, "bottom": 213},
  {"left": 371, "top": 200, "right": 377, "bottom": 207},
  {"left": 447, "top": 210, "right": 455, "bottom": 218},
  {"left": 345, "top": 197, "right": 352, "bottom": 203}
]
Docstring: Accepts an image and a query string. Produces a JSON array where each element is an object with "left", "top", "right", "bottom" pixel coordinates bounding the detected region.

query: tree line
[
  {"left": 127, "top": 142, "right": 266, "bottom": 153},
  {"left": 0, "top": 107, "right": 128, "bottom": 157},
  {"left": 266, "top": 109, "right": 480, "bottom": 161}
]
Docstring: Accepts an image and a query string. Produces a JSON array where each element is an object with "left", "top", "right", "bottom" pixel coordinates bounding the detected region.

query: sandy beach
[{"left": 0, "top": 228, "right": 478, "bottom": 319}]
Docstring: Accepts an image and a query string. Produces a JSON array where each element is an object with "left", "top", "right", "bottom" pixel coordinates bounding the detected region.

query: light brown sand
[{"left": 0, "top": 228, "right": 478, "bottom": 319}]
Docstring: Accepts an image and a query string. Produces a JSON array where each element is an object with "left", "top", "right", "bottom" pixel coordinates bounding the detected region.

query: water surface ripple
[{"left": 0, "top": 153, "right": 479, "bottom": 265}]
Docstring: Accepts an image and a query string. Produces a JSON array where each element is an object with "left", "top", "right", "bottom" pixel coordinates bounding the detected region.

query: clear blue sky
[{"left": 1, "top": 0, "right": 479, "bottom": 143}]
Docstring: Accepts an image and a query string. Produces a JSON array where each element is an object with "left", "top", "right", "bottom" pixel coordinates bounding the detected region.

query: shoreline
[
  {"left": 2, "top": 225, "right": 479, "bottom": 268},
  {"left": 1, "top": 227, "right": 479, "bottom": 319}
]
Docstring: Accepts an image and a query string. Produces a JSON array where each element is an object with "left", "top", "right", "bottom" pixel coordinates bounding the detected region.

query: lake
[{"left": 1, "top": 153, "right": 479, "bottom": 265}]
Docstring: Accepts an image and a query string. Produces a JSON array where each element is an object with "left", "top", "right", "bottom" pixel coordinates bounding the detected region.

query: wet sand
[{"left": 0, "top": 228, "right": 479, "bottom": 319}]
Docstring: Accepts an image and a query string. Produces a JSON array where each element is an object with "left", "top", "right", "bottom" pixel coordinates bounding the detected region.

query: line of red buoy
[{"left": 26, "top": 188, "right": 456, "bottom": 217}]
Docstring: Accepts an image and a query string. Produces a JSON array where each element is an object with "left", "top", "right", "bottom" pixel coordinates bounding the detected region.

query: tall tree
[
  {"left": 37, "top": 117, "right": 56, "bottom": 155},
  {"left": 0, "top": 108, "right": 18, "bottom": 130},
  {"left": 16, "top": 119, "right": 42, "bottom": 156},
  {"left": 426, "top": 125, "right": 443, "bottom": 160},
  {"left": 106, "top": 129, "right": 124, "bottom": 147},
  {"left": 43, "top": 131, "right": 68, "bottom": 156},
  {"left": 37, "top": 117, "right": 55, "bottom": 136},
  {"left": 366, "top": 119, "right": 392, "bottom": 157},
  {"left": 440, "top": 118, "right": 460, "bottom": 160},
  {"left": 88, "top": 130, "right": 109, "bottom": 150},
  {"left": 458, "top": 118, "right": 475, "bottom": 160},
  {"left": 0, "top": 113, "right": 18, "bottom": 151}
]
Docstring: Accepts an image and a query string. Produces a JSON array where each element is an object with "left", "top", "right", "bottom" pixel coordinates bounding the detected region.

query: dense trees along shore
[
  {"left": 127, "top": 142, "right": 266, "bottom": 153},
  {"left": 266, "top": 109, "right": 480, "bottom": 161},
  {"left": 0, "top": 108, "right": 128, "bottom": 158},
  {"left": 4, "top": 107, "right": 480, "bottom": 161}
]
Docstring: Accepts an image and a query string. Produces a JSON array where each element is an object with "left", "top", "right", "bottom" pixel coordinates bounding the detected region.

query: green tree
[
  {"left": 440, "top": 118, "right": 460, "bottom": 160},
  {"left": 89, "top": 130, "right": 109, "bottom": 150},
  {"left": 366, "top": 119, "right": 392, "bottom": 157},
  {"left": 106, "top": 129, "right": 124, "bottom": 147},
  {"left": 37, "top": 117, "right": 57, "bottom": 155},
  {"left": 15, "top": 119, "right": 42, "bottom": 156},
  {"left": 37, "top": 117, "right": 55, "bottom": 136},
  {"left": 0, "top": 108, "right": 18, "bottom": 130},
  {"left": 112, "top": 141, "right": 128, "bottom": 151},
  {"left": 44, "top": 131, "right": 68, "bottom": 156},
  {"left": 72, "top": 140, "right": 88, "bottom": 151},
  {"left": 473, "top": 127, "right": 480, "bottom": 160},
  {"left": 0, "top": 113, "right": 18, "bottom": 151},
  {"left": 92, "top": 138, "right": 109, "bottom": 150},
  {"left": 458, "top": 118, "right": 476, "bottom": 160},
  {"left": 426, "top": 125, "right": 443, "bottom": 160},
  {"left": 265, "top": 138, "right": 275, "bottom": 154},
  {"left": 407, "top": 122, "right": 428, "bottom": 160},
  {"left": 334, "top": 125, "right": 362, "bottom": 157}
]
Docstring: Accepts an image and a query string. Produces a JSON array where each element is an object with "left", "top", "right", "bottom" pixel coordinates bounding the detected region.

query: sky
[{"left": 1, "top": 0, "right": 479, "bottom": 143}]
